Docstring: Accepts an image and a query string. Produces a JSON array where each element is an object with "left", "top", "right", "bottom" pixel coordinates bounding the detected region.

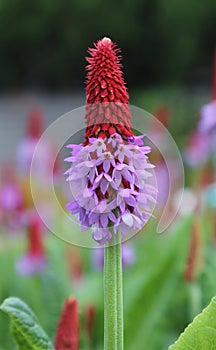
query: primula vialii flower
[
  {"left": 65, "top": 38, "right": 157, "bottom": 244},
  {"left": 0, "top": 162, "right": 23, "bottom": 230},
  {"left": 17, "top": 107, "right": 55, "bottom": 182},
  {"left": 184, "top": 130, "right": 210, "bottom": 168},
  {"left": 16, "top": 213, "right": 47, "bottom": 276},
  {"left": 55, "top": 297, "right": 79, "bottom": 350},
  {"left": 17, "top": 107, "right": 44, "bottom": 173}
]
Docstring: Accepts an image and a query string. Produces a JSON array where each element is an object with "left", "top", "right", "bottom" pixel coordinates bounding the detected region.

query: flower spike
[
  {"left": 65, "top": 38, "right": 157, "bottom": 245},
  {"left": 55, "top": 297, "right": 79, "bottom": 350}
]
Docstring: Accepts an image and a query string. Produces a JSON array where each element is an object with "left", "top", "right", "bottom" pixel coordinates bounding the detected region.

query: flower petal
[
  {"left": 100, "top": 178, "right": 109, "bottom": 195},
  {"left": 103, "top": 159, "right": 110, "bottom": 173},
  {"left": 100, "top": 214, "right": 108, "bottom": 228},
  {"left": 122, "top": 213, "right": 133, "bottom": 227}
]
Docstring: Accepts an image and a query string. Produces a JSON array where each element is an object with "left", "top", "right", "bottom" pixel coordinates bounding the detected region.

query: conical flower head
[
  {"left": 65, "top": 38, "right": 157, "bottom": 245},
  {"left": 27, "top": 107, "right": 44, "bottom": 139},
  {"left": 55, "top": 297, "right": 79, "bottom": 350},
  {"left": 85, "top": 37, "right": 133, "bottom": 140},
  {"left": 28, "top": 214, "right": 45, "bottom": 256},
  {"left": 16, "top": 213, "right": 47, "bottom": 276}
]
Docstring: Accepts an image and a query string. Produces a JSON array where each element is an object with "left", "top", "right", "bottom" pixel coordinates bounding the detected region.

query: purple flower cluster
[
  {"left": 65, "top": 133, "right": 157, "bottom": 244},
  {"left": 16, "top": 254, "right": 47, "bottom": 276}
]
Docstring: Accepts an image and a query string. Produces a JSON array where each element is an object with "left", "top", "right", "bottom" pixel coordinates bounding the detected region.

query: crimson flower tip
[{"left": 85, "top": 37, "right": 132, "bottom": 140}]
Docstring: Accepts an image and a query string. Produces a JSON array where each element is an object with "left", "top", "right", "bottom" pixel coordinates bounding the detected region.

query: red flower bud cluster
[
  {"left": 85, "top": 38, "right": 133, "bottom": 140},
  {"left": 55, "top": 297, "right": 79, "bottom": 350}
]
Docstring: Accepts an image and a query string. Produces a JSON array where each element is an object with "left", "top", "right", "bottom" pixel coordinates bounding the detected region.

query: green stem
[{"left": 104, "top": 235, "right": 124, "bottom": 350}]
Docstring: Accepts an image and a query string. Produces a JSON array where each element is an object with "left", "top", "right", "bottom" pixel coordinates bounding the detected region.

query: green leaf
[
  {"left": 0, "top": 297, "right": 54, "bottom": 350},
  {"left": 169, "top": 296, "right": 216, "bottom": 350}
]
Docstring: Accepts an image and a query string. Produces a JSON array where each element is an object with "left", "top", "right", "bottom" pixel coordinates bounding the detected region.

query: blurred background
[
  {"left": 0, "top": 0, "right": 215, "bottom": 161},
  {"left": 0, "top": 0, "right": 215, "bottom": 89},
  {"left": 0, "top": 1, "right": 216, "bottom": 349}
]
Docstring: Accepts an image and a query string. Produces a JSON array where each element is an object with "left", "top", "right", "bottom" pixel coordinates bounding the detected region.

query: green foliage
[
  {"left": 124, "top": 218, "right": 192, "bottom": 350},
  {"left": 0, "top": 297, "right": 53, "bottom": 350},
  {"left": 169, "top": 296, "right": 216, "bottom": 349},
  {"left": 0, "top": 210, "right": 216, "bottom": 349},
  {"left": 0, "top": 234, "right": 71, "bottom": 349}
]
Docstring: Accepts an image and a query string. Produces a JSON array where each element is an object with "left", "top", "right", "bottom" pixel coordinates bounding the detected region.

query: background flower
[{"left": 16, "top": 212, "right": 47, "bottom": 276}]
